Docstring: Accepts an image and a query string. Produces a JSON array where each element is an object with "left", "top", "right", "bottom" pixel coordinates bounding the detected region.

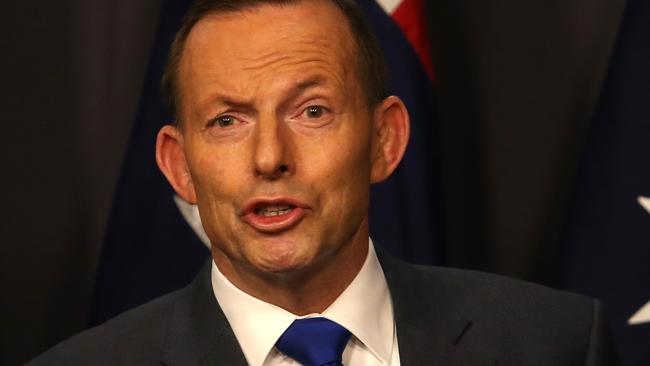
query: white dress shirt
[{"left": 211, "top": 239, "right": 401, "bottom": 366}]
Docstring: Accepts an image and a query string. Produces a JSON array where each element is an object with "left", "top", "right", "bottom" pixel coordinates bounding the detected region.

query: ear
[
  {"left": 156, "top": 125, "right": 198, "bottom": 204},
  {"left": 370, "top": 96, "right": 410, "bottom": 183}
]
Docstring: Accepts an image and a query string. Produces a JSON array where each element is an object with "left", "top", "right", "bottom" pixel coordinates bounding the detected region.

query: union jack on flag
[{"left": 375, "top": 0, "right": 434, "bottom": 80}]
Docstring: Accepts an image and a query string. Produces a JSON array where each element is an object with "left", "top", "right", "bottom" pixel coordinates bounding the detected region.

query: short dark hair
[{"left": 161, "top": 0, "right": 390, "bottom": 125}]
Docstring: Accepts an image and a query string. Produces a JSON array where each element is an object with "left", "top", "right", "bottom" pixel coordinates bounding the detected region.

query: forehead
[{"left": 178, "top": 1, "right": 357, "bottom": 107}]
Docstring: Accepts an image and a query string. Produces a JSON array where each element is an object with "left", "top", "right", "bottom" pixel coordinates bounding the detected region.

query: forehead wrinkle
[
  {"left": 237, "top": 48, "right": 351, "bottom": 94},
  {"left": 240, "top": 58, "right": 344, "bottom": 87},
  {"left": 238, "top": 38, "right": 343, "bottom": 71}
]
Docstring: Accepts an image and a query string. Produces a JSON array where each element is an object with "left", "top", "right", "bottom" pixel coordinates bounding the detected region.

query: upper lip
[{"left": 239, "top": 197, "right": 309, "bottom": 216}]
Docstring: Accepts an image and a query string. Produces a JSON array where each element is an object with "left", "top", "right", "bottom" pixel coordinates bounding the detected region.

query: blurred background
[{"left": 1, "top": 0, "right": 648, "bottom": 365}]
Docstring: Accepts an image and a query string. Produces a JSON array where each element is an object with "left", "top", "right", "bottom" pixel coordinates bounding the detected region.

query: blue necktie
[{"left": 276, "top": 317, "right": 352, "bottom": 366}]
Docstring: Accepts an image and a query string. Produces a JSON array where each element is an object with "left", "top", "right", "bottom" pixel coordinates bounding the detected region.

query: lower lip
[{"left": 241, "top": 207, "right": 306, "bottom": 233}]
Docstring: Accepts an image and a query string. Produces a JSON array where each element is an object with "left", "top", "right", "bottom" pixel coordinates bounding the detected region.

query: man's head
[{"left": 156, "top": 0, "right": 410, "bottom": 302}]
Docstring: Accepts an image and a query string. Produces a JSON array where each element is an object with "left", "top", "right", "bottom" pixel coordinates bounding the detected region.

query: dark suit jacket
[{"left": 28, "top": 248, "right": 619, "bottom": 365}]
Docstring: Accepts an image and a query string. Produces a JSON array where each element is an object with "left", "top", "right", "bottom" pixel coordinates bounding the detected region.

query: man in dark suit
[{"left": 29, "top": 0, "right": 618, "bottom": 365}]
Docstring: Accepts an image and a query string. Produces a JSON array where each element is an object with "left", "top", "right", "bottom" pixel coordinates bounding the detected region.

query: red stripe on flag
[{"left": 391, "top": 0, "right": 435, "bottom": 81}]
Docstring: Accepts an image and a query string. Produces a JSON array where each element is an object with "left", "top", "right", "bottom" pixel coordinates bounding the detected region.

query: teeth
[{"left": 255, "top": 204, "right": 293, "bottom": 217}]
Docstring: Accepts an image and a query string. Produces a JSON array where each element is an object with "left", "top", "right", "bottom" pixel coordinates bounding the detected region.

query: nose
[{"left": 252, "top": 114, "right": 293, "bottom": 179}]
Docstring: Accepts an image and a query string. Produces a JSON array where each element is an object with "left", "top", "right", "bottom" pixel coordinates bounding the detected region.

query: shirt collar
[{"left": 211, "top": 238, "right": 394, "bottom": 366}]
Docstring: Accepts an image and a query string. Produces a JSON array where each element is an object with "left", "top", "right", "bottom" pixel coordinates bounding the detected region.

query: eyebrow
[
  {"left": 276, "top": 76, "right": 333, "bottom": 114},
  {"left": 293, "top": 75, "right": 328, "bottom": 92},
  {"left": 212, "top": 96, "right": 254, "bottom": 111}
]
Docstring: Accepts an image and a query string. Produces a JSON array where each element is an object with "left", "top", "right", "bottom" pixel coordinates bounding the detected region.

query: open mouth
[
  {"left": 254, "top": 204, "right": 295, "bottom": 217},
  {"left": 241, "top": 198, "right": 307, "bottom": 233}
]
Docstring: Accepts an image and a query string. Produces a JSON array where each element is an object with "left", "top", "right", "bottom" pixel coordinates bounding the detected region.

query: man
[{"left": 29, "top": 0, "right": 618, "bottom": 365}]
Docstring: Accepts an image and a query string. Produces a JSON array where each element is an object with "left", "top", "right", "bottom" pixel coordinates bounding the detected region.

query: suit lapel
[
  {"left": 377, "top": 247, "right": 495, "bottom": 365},
  {"left": 160, "top": 261, "right": 247, "bottom": 366}
]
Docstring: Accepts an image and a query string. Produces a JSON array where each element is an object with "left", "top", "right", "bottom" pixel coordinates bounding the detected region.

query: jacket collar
[
  {"left": 376, "top": 246, "right": 482, "bottom": 365},
  {"left": 159, "top": 246, "right": 482, "bottom": 365},
  {"left": 160, "top": 261, "right": 247, "bottom": 366}
]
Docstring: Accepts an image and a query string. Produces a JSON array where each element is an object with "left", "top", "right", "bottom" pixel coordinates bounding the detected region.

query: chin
[
  {"left": 256, "top": 260, "right": 305, "bottom": 275},
  {"left": 254, "top": 251, "right": 313, "bottom": 274},
  {"left": 250, "top": 238, "right": 317, "bottom": 275}
]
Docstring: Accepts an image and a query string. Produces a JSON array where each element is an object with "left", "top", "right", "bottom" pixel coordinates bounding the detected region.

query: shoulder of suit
[
  {"left": 414, "top": 263, "right": 592, "bottom": 303},
  {"left": 403, "top": 262, "right": 597, "bottom": 333},
  {"left": 379, "top": 256, "right": 613, "bottom": 363},
  {"left": 26, "top": 287, "right": 186, "bottom": 366}
]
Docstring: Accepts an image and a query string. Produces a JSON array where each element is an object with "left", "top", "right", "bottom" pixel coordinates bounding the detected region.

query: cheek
[
  {"left": 304, "top": 124, "right": 372, "bottom": 214},
  {"left": 192, "top": 157, "right": 227, "bottom": 198},
  {"left": 191, "top": 138, "right": 246, "bottom": 187},
  {"left": 187, "top": 145, "right": 246, "bottom": 219}
]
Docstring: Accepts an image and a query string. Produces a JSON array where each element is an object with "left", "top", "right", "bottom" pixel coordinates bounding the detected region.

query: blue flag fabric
[
  {"left": 90, "top": 0, "right": 442, "bottom": 325},
  {"left": 557, "top": 0, "right": 650, "bottom": 364},
  {"left": 89, "top": 0, "right": 202, "bottom": 325}
]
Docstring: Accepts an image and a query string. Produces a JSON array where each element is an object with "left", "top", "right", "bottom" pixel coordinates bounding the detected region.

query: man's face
[{"left": 167, "top": 1, "right": 385, "bottom": 277}]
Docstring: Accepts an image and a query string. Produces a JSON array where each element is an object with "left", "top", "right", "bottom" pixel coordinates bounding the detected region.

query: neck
[{"left": 213, "top": 226, "right": 369, "bottom": 315}]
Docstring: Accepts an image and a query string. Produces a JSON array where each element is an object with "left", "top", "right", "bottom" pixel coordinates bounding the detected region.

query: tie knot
[{"left": 276, "top": 317, "right": 351, "bottom": 366}]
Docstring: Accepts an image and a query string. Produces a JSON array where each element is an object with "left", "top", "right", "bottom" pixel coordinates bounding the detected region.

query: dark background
[{"left": 0, "top": 0, "right": 626, "bottom": 364}]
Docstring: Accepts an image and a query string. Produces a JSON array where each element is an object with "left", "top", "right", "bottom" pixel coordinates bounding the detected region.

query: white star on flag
[
  {"left": 627, "top": 196, "right": 650, "bottom": 325},
  {"left": 629, "top": 301, "right": 650, "bottom": 325},
  {"left": 638, "top": 195, "right": 650, "bottom": 214}
]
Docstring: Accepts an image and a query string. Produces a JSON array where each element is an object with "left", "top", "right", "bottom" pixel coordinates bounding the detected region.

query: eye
[
  {"left": 304, "top": 105, "right": 326, "bottom": 119},
  {"left": 210, "top": 115, "right": 236, "bottom": 128}
]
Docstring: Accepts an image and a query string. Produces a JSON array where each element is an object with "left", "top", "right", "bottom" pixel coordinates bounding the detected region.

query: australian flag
[
  {"left": 90, "top": 0, "right": 441, "bottom": 325},
  {"left": 557, "top": 0, "right": 650, "bottom": 364}
]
